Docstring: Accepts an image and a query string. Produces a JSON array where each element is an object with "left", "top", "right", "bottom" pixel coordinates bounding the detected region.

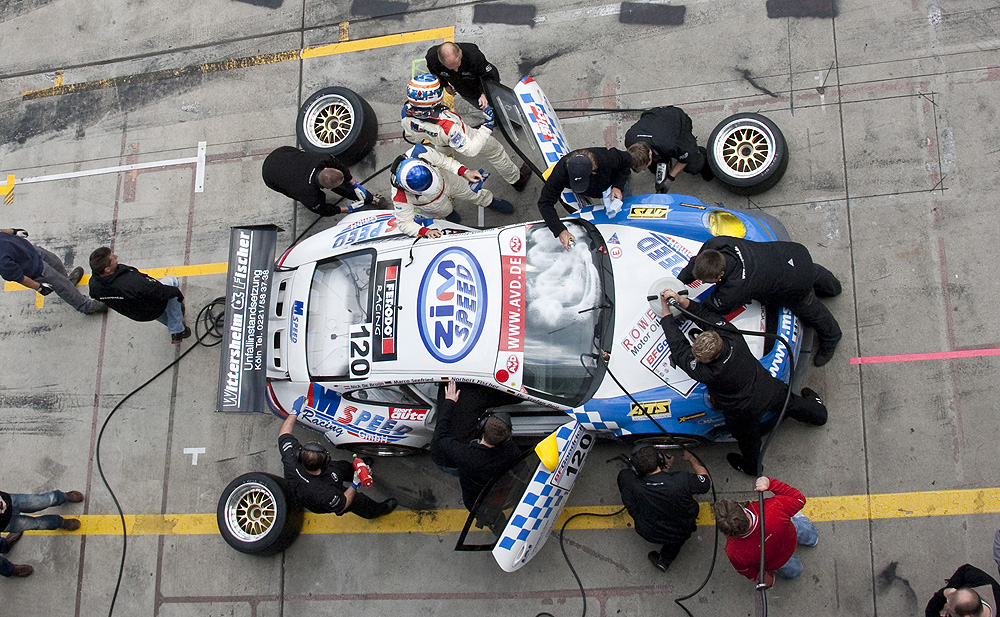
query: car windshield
[
  {"left": 522, "top": 221, "right": 610, "bottom": 407},
  {"left": 306, "top": 250, "right": 374, "bottom": 378}
]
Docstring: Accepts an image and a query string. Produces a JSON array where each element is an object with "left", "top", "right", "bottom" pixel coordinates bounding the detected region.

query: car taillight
[{"left": 705, "top": 210, "right": 747, "bottom": 237}]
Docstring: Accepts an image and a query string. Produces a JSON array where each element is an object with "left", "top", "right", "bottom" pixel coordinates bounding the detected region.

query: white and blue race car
[{"left": 232, "top": 78, "right": 801, "bottom": 570}]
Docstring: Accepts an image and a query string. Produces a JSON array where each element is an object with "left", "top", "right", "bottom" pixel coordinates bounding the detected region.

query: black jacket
[
  {"left": 431, "top": 398, "right": 522, "bottom": 509},
  {"left": 89, "top": 264, "right": 182, "bottom": 322},
  {"left": 279, "top": 434, "right": 353, "bottom": 514},
  {"left": 425, "top": 42, "right": 500, "bottom": 100},
  {"left": 261, "top": 146, "right": 357, "bottom": 216},
  {"left": 925, "top": 564, "right": 1000, "bottom": 617},
  {"left": 677, "top": 236, "right": 816, "bottom": 314},
  {"left": 618, "top": 468, "right": 710, "bottom": 544},
  {"left": 660, "top": 300, "right": 783, "bottom": 416},
  {"left": 537, "top": 148, "right": 633, "bottom": 237},
  {"left": 624, "top": 106, "right": 701, "bottom": 172}
]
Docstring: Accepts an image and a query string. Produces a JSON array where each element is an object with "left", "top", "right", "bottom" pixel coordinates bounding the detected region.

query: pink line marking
[{"left": 850, "top": 348, "right": 1000, "bottom": 365}]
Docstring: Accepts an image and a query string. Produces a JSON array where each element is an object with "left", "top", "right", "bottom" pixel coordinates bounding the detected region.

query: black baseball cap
[{"left": 566, "top": 153, "right": 592, "bottom": 193}]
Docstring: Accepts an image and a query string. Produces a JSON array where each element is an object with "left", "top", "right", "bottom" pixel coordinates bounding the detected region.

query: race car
[{"left": 218, "top": 78, "right": 803, "bottom": 570}]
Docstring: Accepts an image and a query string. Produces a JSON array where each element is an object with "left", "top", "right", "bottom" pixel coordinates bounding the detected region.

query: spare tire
[
  {"left": 297, "top": 87, "right": 378, "bottom": 164},
  {"left": 707, "top": 113, "right": 788, "bottom": 195},
  {"left": 217, "top": 472, "right": 303, "bottom": 556}
]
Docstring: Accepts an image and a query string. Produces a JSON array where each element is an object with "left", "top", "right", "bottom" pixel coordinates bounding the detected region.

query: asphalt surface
[{"left": 2, "top": 1, "right": 1000, "bottom": 616}]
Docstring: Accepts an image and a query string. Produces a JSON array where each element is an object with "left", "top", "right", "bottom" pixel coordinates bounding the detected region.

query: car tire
[
  {"left": 629, "top": 435, "right": 710, "bottom": 450},
  {"left": 296, "top": 87, "right": 378, "bottom": 164},
  {"left": 707, "top": 112, "right": 788, "bottom": 195},
  {"left": 339, "top": 442, "right": 425, "bottom": 457},
  {"left": 217, "top": 472, "right": 303, "bottom": 556}
]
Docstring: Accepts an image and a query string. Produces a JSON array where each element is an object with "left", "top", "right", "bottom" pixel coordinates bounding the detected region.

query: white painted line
[
  {"left": 478, "top": 204, "right": 485, "bottom": 228},
  {"left": 195, "top": 141, "right": 207, "bottom": 193},
  {"left": 183, "top": 447, "right": 206, "bottom": 465},
  {"left": 533, "top": 3, "right": 621, "bottom": 23},
  {"left": 17, "top": 143, "right": 206, "bottom": 185}
]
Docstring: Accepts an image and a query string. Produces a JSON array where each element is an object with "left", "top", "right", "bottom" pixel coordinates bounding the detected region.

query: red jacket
[{"left": 723, "top": 478, "right": 806, "bottom": 582}]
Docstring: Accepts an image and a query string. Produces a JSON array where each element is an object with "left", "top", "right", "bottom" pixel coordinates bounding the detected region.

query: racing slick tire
[
  {"left": 339, "top": 442, "right": 425, "bottom": 457},
  {"left": 297, "top": 87, "right": 378, "bottom": 164},
  {"left": 630, "top": 434, "right": 710, "bottom": 450},
  {"left": 707, "top": 113, "right": 788, "bottom": 195},
  {"left": 217, "top": 472, "right": 303, "bottom": 556}
]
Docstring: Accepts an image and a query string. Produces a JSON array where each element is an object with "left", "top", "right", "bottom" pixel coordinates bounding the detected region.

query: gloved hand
[
  {"left": 481, "top": 106, "right": 495, "bottom": 131},
  {"left": 11, "top": 228, "right": 28, "bottom": 238},
  {"left": 342, "top": 200, "right": 365, "bottom": 214},
  {"left": 353, "top": 183, "right": 370, "bottom": 203},
  {"left": 655, "top": 177, "right": 673, "bottom": 194},
  {"left": 37, "top": 283, "right": 54, "bottom": 296}
]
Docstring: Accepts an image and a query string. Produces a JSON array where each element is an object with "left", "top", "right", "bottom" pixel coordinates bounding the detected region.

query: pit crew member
[
  {"left": 424, "top": 41, "right": 498, "bottom": 110},
  {"left": 401, "top": 73, "right": 531, "bottom": 193},
  {"left": 261, "top": 146, "right": 388, "bottom": 216},
  {"left": 624, "top": 106, "right": 714, "bottom": 192},
  {"left": 1, "top": 488, "right": 84, "bottom": 578},
  {"left": 537, "top": 148, "right": 633, "bottom": 250},
  {"left": 659, "top": 290, "right": 827, "bottom": 476},
  {"left": 677, "top": 236, "right": 843, "bottom": 367},
  {"left": 713, "top": 476, "right": 818, "bottom": 587},
  {"left": 925, "top": 564, "right": 1000, "bottom": 617},
  {"left": 0, "top": 228, "right": 105, "bottom": 315},
  {"left": 278, "top": 410, "right": 397, "bottom": 519},
  {"left": 617, "top": 447, "right": 711, "bottom": 572},
  {"left": 390, "top": 143, "right": 514, "bottom": 238}
]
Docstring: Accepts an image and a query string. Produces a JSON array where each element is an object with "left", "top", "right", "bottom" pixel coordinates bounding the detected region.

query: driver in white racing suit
[{"left": 400, "top": 73, "right": 532, "bottom": 193}]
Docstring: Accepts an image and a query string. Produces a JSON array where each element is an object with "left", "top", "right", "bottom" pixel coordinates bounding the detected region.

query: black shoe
[
  {"left": 813, "top": 345, "right": 837, "bottom": 367},
  {"left": 68, "top": 266, "right": 84, "bottom": 285},
  {"left": 445, "top": 210, "right": 462, "bottom": 224},
  {"left": 380, "top": 498, "right": 398, "bottom": 516},
  {"left": 171, "top": 325, "right": 192, "bottom": 344},
  {"left": 647, "top": 551, "right": 669, "bottom": 572},
  {"left": 512, "top": 163, "right": 532, "bottom": 192},
  {"left": 4, "top": 531, "right": 23, "bottom": 552},
  {"left": 12, "top": 564, "right": 33, "bottom": 577},
  {"left": 487, "top": 198, "right": 515, "bottom": 214},
  {"left": 727, "top": 453, "right": 757, "bottom": 476},
  {"left": 800, "top": 387, "right": 823, "bottom": 406}
]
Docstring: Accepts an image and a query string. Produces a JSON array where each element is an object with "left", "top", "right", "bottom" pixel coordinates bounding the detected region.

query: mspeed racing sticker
[
  {"left": 495, "top": 228, "right": 526, "bottom": 389},
  {"left": 292, "top": 383, "right": 417, "bottom": 444},
  {"left": 417, "top": 247, "right": 488, "bottom": 363},
  {"left": 372, "top": 259, "right": 400, "bottom": 362},
  {"left": 330, "top": 213, "right": 398, "bottom": 249},
  {"left": 637, "top": 231, "right": 697, "bottom": 279},
  {"left": 620, "top": 307, "right": 699, "bottom": 397}
]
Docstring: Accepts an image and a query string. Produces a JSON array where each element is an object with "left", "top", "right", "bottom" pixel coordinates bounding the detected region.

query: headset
[
  {"left": 476, "top": 410, "right": 513, "bottom": 443},
  {"left": 627, "top": 444, "right": 672, "bottom": 476},
  {"left": 300, "top": 442, "right": 331, "bottom": 468}
]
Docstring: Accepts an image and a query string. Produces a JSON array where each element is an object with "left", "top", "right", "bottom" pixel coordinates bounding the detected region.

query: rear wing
[{"left": 216, "top": 225, "right": 279, "bottom": 413}]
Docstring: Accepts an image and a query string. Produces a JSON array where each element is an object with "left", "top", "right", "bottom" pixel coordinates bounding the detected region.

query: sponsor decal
[
  {"left": 629, "top": 400, "right": 671, "bottom": 418},
  {"left": 330, "top": 213, "right": 398, "bottom": 249},
  {"left": 680, "top": 202, "right": 707, "bottom": 210},
  {"left": 289, "top": 300, "right": 303, "bottom": 344},
  {"left": 677, "top": 411, "right": 707, "bottom": 423},
  {"left": 551, "top": 427, "right": 594, "bottom": 491},
  {"left": 628, "top": 206, "right": 671, "bottom": 219},
  {"left": 619, "top": 308, "right": 699, "bottom": 397},
  {"left": 293, "top": 383, "right": 414, "bottom": 444},
  {"left": 496, "top": 228, "right": 526, "bottom": 387},
  {"left": 528, "top": 103, "right": 556, "bottom": 141},
  {"left": 637, "top": 231, "right": 695, "bottom": 278},
  {"left": 389, "top": 408, "right": 429, "bottom": 422},
  {"left": 607, "top": 233, "right": 620, "bottom": 245},
  {"left": 768, "top": 309, "right": 795, "bottom": 378},
  {"left": 417, "top": 247, "right": 488, "bottom": 363},
  {"left": 372, "top": 260, "right": 401, "bottom": 361},
  {"left": 610, "top": 246, "right": 623, "bottom": 259}
]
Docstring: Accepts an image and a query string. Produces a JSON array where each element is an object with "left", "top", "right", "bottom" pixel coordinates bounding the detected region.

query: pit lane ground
[{"left": 1, "top": 1, "right": 999, "bottom": 616}]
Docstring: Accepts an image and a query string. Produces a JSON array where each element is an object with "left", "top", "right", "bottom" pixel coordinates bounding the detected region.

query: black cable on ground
[{"left": 96, "top": 298, "right": 226, "bottom": 617}]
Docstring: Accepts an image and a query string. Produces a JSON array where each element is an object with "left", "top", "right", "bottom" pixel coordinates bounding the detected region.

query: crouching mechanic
[
  {"left": 617, "top": 447, "right": 711, "bottom": 572},
  {"left": 659, "top": 289, "right": 827, "bottom": 476},
  {"left": 391, "top": 144, "right": 513, "bottom": 238},
  {"left": 278, "top": 409, "right": 397, "bottom": 519},
  {"left": 401, "top": 73, "right": 531, "bottom": 194},
  {"left": 262, "top": 146, "right": 388, "bottom": 216},
  {"left": 625, "top": 106, "right": 714, "bottom": 192}
]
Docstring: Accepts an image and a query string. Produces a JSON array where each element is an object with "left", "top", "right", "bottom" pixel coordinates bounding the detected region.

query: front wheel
[
  {"left": 217, "top": 472, "right": 303, "bottom": 556},
  {"left": 338, "top": 442, "right": 425, "bottom": 457},
  {"left": 296, "top": 87, "right": 378, "bottom": 164},
  {"left": 707, "top": 112, "right": 788, "bottom": 195}
]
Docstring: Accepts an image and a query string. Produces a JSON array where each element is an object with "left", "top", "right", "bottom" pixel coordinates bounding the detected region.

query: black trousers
[
  {"left": 724, "top": 385, "right": 827, "bottom": 472},
  {"left": 787, "top": 265, "right": 842, "bottom": 349},
  {"left": 655, "top": 540, "right": 685, "bottom": 566},
  {"left": 345, "top": 492, "right": 392, "bottom": 519}
]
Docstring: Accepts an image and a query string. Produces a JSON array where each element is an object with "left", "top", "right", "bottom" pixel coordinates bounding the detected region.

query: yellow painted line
[
  {"left": 3, "top": 262, "right": 228, "bottom": 293},
  {"left": 23, "top": 27, "right": 454, "bottom": 100},
  {"left": 26, "top": 487, "right": 1000, "bottom": 537},
  {"left": 339, "top": 21, "right": 350, "bottom": 42},
  {"left": 35, "top": 291, "right": 44, "bottom": 309},
  {"left": 54, "top": 70, "right": 63, "bottom": 87}
]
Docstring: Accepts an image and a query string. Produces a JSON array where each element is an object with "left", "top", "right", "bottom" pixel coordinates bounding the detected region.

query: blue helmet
[
  {"left": 395, "top": 158, "right": 442, "bottom": 196},
  {"left": 406, "top": 73, "right": 443, "bottom": 109}
]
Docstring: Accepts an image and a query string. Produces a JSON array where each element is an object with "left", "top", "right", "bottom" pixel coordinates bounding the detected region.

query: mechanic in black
[
  {"left": 659, "top": 289, "right": 827, "bottom": 476},
  {"left": 537, "top": 148, "right": 633, "bottom": 250},
  {"left": 925, "top": 563, "right": 1000, "bottom": 617},
  {"left": 261, "top": 146, "right": 386, "bottom": 216},
  {"left": 431, "top": 381, "right": 522, "bottom": 510},
  {"left": 677, "top": 235, "right": 843, "bottom": 367},
  {"left": 425, "top": 42, "right": 500, "bottom": 110},
  {"left": 617, "top": 447, "right": 711, "bottom": 572},
  {"left": 278, "top": 409, "right": 397, "bottom": 519},
  {"left": 625, "top": 106, "right": 713, "bottom": 192}
]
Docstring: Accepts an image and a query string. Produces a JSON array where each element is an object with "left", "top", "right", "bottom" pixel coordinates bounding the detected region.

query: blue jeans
[
  {"left": 3, "top": 491, "right": 69, "bottom": 533},
  {"left": 35, "top": 246, "right": 99, "bottom": 313},
  {"left": 154, "top": 276, "right": 185, "bottom": 334},
  {"left": 775, "top": 512, "right": 819, "bottom": 579}
]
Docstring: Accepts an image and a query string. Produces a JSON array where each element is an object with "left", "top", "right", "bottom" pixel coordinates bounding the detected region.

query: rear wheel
[
  {"left": 630, "top": 434, "right": 709, "bottom": 450},
  {"left": 339, "top": 442, "right": 425, "bottom": 457},
  {"left": 296, "top": 87, "right": 378, "bottom": 164},
  {"left": 707, "top": 112, "right": 788, "bottom": 195},
  {"left": 217, "top": 472, "right": 303, "bottom": 556}
]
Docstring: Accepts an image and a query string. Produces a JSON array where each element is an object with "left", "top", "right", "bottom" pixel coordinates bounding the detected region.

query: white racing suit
[
  {"left": 401, "top": 104, "right": 521, "bottom": 185},
  {"left": 391, "top": 144, "right": 493, "bottom": 237}
]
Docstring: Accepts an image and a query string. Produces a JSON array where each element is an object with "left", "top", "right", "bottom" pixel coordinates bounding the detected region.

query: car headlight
[{"left": 705, "top": 210, "right": 747, "bottom": 238}]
